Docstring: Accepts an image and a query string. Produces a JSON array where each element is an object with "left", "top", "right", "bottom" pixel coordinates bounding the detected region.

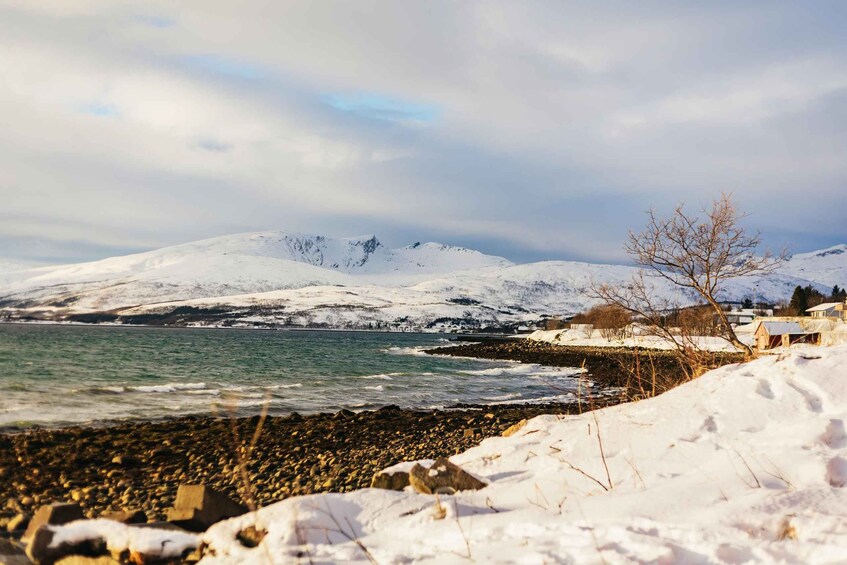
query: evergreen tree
[
  {"left": 789, "top": 285, "right": 808, "bottom": 315},
  {"left": 833, "top": 285, "right": 841, "bottom": 300},
  {"left": 742, "top": 297, "right": 754, "bottom": 309}
]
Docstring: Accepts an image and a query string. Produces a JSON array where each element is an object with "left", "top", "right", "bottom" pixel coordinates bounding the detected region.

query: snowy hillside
[
  {"left": 0, "top": 231, "right": 843, "bottom": 330},
  {"left": 48, "top": 344, "right": 847, "bottom": 563},
  {"left": 781, "top": 244, "right": 847, "bottom": 289}
]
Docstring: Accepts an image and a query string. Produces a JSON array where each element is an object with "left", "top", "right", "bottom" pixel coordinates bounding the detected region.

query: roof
[
  {"left": 806, "top": 302, "right": 843, "bottom": 312},
  {"left": 756, "top": 321, "right": 805, "bottom": 335}
]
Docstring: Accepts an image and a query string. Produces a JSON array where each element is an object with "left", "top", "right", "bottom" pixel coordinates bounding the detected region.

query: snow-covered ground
[
  {"left": 49, "top": 344, "right": 847, "bottom": 563},
  {"left": 1, "top": 231, "right": 839, "bottom": 330},
  {"left": 524, "top": 327, "right": 752, "bottom": 352},
  {"left": 199, "top": 344, "right": 847, "bottom": 563}
]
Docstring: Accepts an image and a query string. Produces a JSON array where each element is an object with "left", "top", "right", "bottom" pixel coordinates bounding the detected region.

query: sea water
[{"left": 0, "top": 324, "right": 585, "bottom": 429}]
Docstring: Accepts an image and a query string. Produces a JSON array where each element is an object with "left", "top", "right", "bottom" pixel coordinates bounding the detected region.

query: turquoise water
[{"left": 0, "top": 324, "right": 584, "bottom": 429}]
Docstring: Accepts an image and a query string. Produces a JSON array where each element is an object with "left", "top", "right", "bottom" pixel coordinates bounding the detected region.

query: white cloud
[{"left": 1, "top": 0, "right": 846, "bottom": 264}]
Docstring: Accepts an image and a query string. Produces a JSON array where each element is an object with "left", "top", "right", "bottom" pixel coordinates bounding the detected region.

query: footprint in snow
[
  {"left": 826, "top": 456, "right": 847, "bottom": 488},
  {"left": 755, "top": 379, "right": 774, "bottom": 400},
  {"left": 821, "top": 419, "right": 846, "bottom": 449}
]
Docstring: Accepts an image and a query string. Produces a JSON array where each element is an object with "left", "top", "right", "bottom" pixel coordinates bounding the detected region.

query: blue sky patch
[
  {"left": 181, "top": 54, "right": 265, "bottom": 81},
  {"left": 323, "top": 92, "right": 439, "bottom": 123},
  {"left": 79, "top": 102, "right": 119, "bottom": 118}
]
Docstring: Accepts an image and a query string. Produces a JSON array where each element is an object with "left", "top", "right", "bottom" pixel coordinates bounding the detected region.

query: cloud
[{"left": 1, "top": 0, "right": 846, "bottom": 265}]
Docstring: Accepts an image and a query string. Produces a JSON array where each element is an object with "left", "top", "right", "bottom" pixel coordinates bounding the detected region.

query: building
[
  {"left": 754, "top": 321, "right": 819, "bottom": 350},
  {"left": 806, "top": 302, "right": 846, "bottom": 320}
]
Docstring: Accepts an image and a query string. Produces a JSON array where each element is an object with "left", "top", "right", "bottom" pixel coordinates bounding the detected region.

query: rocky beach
[{"left": 0, "top": 340, "right": 731, "bottom": 532}]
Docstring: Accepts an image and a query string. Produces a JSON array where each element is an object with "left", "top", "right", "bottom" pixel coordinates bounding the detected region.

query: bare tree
[{"left": 596, "top": 193, "right": 785, "bottom": 359}]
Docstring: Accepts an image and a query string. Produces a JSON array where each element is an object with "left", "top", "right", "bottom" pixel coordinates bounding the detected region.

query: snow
[
  {"left": 196, "top": 344, "right": 847, "bottom": 564},
  {"left": 757, "top": 322, "right": 806, "bottom": 335},
  {"left": 47, "top": 519, "right": 197, "bottom": 558},
  {"left": 781, "top": 244, "right": 847, "bottom": 288},
  {"left": 0, "top": 231, "right": 843, "bottom": 330},
  {"left": 525, "top": 328, "right": 750, "bottom": 352}
]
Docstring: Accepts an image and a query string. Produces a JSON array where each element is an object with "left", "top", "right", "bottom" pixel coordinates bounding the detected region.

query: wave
[
  {"left": 130, "top": 382, "right": 210, "bottom": 393},
  {"left": 486, "top": 393, "right": 577, "bottom": 406},
  {"left": 384, "top": 346, "right": 429, "bottom": 357},
  {"left": 364, "top": 384, "right": 385, "bottom": 392},
  {"left": 358, "top": 373, "right": 396, "bottom": 380},
  {"left": 459, "top": 364, "right": 584, "bottom": 378}
]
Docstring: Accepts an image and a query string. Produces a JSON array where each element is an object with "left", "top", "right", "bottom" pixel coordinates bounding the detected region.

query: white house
[{"left": 806, "top": 302, "right": 846, "bottom": 319}]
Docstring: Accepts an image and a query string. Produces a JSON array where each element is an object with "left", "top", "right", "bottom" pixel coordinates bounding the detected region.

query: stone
[
  {"left": 370, "top": 471, "right": 410, "bottom": 491},
  {"left": 235, "top": 525, "right": 267, "bottom": 549},
  {"left": 6, "top": 513, "right": 29, "bottom": 534},
  {"left": 100, "top": 509, "right": 147, "bottom": 524},
  {"left": 26, "top": 526, "right": 107, "bottom": 565},
  {"left": 502, "top": 419, "right": 528, "bottom": 437},
  {"left": 0, "top": 538, "right": 29, "bottom": 565},
  {"left": 110, "top": 456, "right": 139, "bottom": 468},
  {"left": 55, "top": 557, "right": 121, "bottom": 565},
  {"left": 408, "top": 458, "right": 487, "bottom": 495},
  {"left": 463, "top": 428, "right": 481, "bottom": 438},
  {"left": 22, "top": 503, "right": 83, "bottom": 544},
  {"left": 165, "top": 485, "right": 247, "bottom": 532}
]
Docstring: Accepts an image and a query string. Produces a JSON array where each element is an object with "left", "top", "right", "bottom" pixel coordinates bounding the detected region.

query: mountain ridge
[{"left": 0, "top": 231, "right": 844, "bottom": 331}]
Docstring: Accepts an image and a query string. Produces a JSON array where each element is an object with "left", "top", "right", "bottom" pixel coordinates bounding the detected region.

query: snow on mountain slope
[
  {"left": 780, "top": 244, "right": 847, "bottom": 289},
  {"left": 0, "top": 232, "right": 511, "bottom": 312},
  {"left": 0, "top": 231, "right": 843, "bottom": 329}
]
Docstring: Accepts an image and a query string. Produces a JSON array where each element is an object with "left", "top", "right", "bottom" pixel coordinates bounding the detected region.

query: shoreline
[
  {"left": 0, "top": 339, "right": 731, "bottom": 529},
  {"left": 0, "top": 402, "right": 615, "bottom": 525}
]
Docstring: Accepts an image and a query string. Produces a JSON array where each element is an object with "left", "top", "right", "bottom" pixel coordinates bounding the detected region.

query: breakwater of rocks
[{"left": 426, "top": 338, "right": 743, "bottom": 396}]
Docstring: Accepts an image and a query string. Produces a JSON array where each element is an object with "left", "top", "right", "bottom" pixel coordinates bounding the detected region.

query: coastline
[
  {"left": 0, "top": 339, "right": 727, "bottom": 529},
  {"left": 0, "top": 402, "right": 611, "bottom": 525}
]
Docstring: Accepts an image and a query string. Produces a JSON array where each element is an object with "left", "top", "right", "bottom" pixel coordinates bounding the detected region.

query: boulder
[
  {"left": 0, "top": 538, "right": 29, "bottom": 565},
  {"left": 502, "top": 419, "right": 528, "bottom": 437},
  {"left": 370, "top": 470, "right": 410, "bottom": 491},
  {"left": 54, "top": 557, "right": 120, "bottom": 564},
  {"left": 26, "top": 526, "right": 107, "bottom": 565},
  {"left": 166, "top": 485, "right": 247, "bottom": 532},
  {"left": 408, "top": 458, "right": 487, "bottom": 495},
  {"left": 6, "top": 513, "right": 29, "bottom": 534},
  {"left": 22, "top": 503, "right": 83, "bottom": 544},
  {"left": 99, "top": 510, "right": 146, "bottom": 525}
]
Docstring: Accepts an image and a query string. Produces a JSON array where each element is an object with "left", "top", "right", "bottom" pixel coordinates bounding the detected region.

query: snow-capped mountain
[
  {"left": 0, "top": 231, "right": 842, "bottom": 330},
  {"left": 779, "top": 244, "right": 847, "bottom": 289}
]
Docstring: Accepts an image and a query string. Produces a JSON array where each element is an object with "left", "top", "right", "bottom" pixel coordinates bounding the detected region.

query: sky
[{"left": 2, "top": 1, "right": 846, "bottom": 266}]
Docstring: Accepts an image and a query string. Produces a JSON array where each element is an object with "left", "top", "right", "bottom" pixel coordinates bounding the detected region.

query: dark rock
[
  {"left": 6, "top": 513, "right": 29, "bottom": 534},
  {"left": 100, "top": 509, "right": 146, "bottom": 524},
  {"left": 109, "top": 456, "right": 139, "bottom": 468},
  {"left": 165, "top": 485, "right": 247, "bottom": 532},
  {"left": 409, "top": 458, "right": 487, "bottom": 495},
  {"left": 370, "top": 471, "right": 410, "bottom": 491},
  {"left": 26, "top": 526, "right": 107, "bottom": 565},
  {"left": 0, "top": 537, "right": 28, "bottom": 565},
  {"left": 131, "top": 521, "right": 186, "bottom": 532},
  {"left": 22, "top": 503, "right": 83, "bottom": 544},
  {"left": 235, "top": 525, "right": 267, "bottom": 548}
]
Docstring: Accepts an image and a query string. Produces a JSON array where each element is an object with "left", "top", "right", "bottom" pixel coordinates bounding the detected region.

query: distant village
[{"left": 541, "top": 284, "right": 847, "bottom": 352}]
